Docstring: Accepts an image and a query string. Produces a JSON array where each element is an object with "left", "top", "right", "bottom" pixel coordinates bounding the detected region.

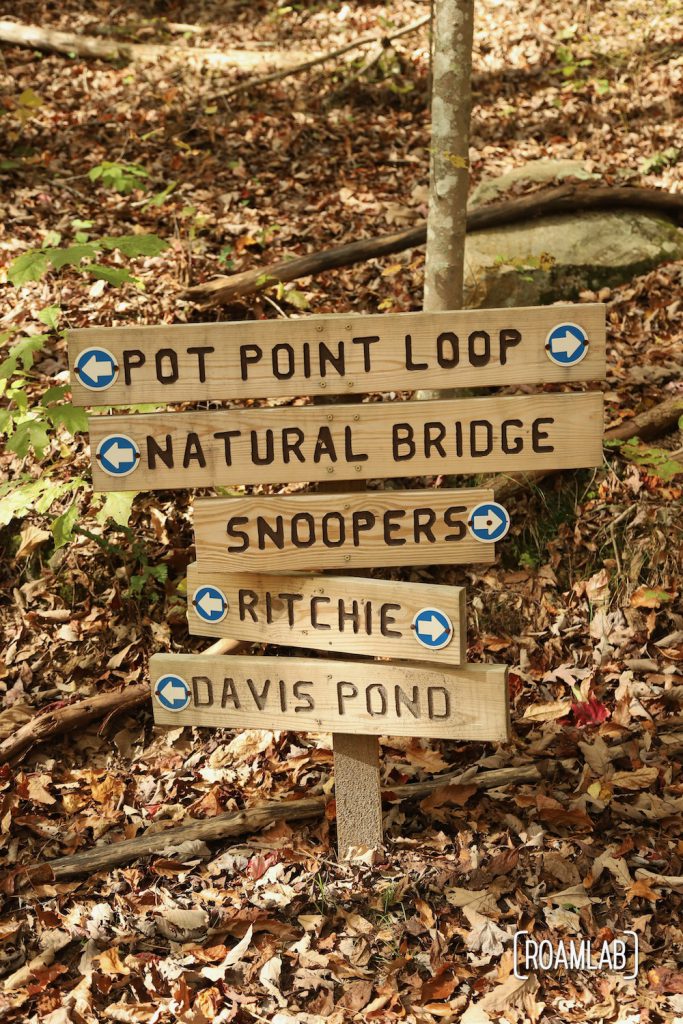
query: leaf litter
[{"left": 0, "top": 0, "right": 682, "bottom": 1019}]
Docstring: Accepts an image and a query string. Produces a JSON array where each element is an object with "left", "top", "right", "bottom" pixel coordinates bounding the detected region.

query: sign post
[{"left": 69, "top": 301, "right": 605, "bottom": 863}]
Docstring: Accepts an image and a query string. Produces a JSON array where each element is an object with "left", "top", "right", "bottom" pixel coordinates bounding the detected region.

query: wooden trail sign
[
  {"left": 68, "top": 304, "right": 605, "bottom": 407},
  {"left": 193, "top": 487, "right": 496, "bottom": 571},
  {"left": 88, "top": 392, "right": 604, "bottom": 491},
  {"left": 187, "top": 562, "right": 467, "bottom": 666},
  {"left": 150, "top": 654, "right": 510, "bottom": 742}
]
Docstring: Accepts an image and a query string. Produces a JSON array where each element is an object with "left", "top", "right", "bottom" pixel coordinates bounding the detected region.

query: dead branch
[
  {"left": 221, "top": 13, "right": 431, "bottom": 99},
  {"left": 22, "top": 718, "right": 683, "bottom": 882},
  {"left": 0, "top": 19, "right": 310, "bottom": 70},
  {"left": 0, "top": 638, "right": 246, "bottom": 766},
  {"left": 20, "top": 761, "right": 553, "bottom": 882},
  {"left": 488, "top": 395, "right": 683, "bottom": 502},
  {"left": 181, "top": 185, "right": 683, "bottom": 305}
]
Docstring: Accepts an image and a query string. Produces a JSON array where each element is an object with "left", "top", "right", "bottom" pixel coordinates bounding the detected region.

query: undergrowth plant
[{"left": 1, "top": 231, "right": 169, "bottom": 550}]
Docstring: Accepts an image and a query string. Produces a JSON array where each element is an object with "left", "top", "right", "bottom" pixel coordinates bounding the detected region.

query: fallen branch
[
  {"left": 22, "top": 760, "right": 558, "bottom": 882},
  {"left": 221, "top": 13, "right": 430, "bottom": 99},
  {"left": 181, "top": 184, "right": 683, "bottom": 305},
  {"left": 17, "top": 710, "right": 683, "bottom": 882},
  {"left": 488, "top": 394, "right": 683, "bottom": 502},
  {"left": 0, "top": 637, "right": 246, "bottom": 766},
  {"left": 0, "top": 19, "right": 310, "bottom": 70}
]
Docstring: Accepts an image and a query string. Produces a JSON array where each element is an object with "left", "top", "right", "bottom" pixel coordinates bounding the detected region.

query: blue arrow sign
[
  {"left": 193, "top": 585, "right": 229, "bottom": 623},
  {"left": 96, "top": 434, "right": 140, "bottom": 478},
  {"left": 412, "top": 607, "right": 453, "bottom": 650},
  {"left": 468, "top": 501, "right": 510, "bottom": 543},
  {"left": 155, "top": 674, "right": 191, "bottom": 712},
  {"left": 74, "top": 347, "right": 119, "bottom": 391},
  {"left": 545, "top": 322, "right": 589, "bottom": 366}
]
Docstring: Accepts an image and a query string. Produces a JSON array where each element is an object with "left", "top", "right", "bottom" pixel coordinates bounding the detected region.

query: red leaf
[{"left": 572, "top": 696, "right": 610, "bottom": 727}]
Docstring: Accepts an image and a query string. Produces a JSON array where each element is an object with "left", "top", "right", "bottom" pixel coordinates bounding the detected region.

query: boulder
[
  {"left": 459, "top": 159, "right": 683, "bottom": 307},
  {"left": 463, "top": 210, "right": 683, "bottom": 308},
  {"left": 470, "top": 159, "right": 600, "bottom": 209}
]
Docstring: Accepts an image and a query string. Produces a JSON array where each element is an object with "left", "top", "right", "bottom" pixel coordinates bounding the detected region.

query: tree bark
[
  {"left": 181, "top": 185, "right": 683, "bottom": 306},
  {"left": 423, "top": 0, "right": 475, "bottom": 312}
]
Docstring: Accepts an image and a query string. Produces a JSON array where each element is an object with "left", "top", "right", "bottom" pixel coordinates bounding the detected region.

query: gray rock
[
  {"left": 463, "top": 210, "right": 683, "bottom": 309},
  {"left": 470, "top": 159, "right": 601, "bottom": 208}
]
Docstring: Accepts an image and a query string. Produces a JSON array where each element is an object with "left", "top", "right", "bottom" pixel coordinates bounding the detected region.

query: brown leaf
[
  {"left": 611, "top": 766, "right": 658, "bottom": 790},
  {"left": 625, "top": 879, "right": 659, "bottom": 903},
  {"left": 420, "top": 968, "right": 457, "bottom": 1003},
  {"left": 16, "top": 526, "right": 51, "bottom": 560},
  {"left": 337, "top": 980, "right": 373, "bottom": 1011},
  {"left": 488, "top": 848, "right": 519, "bottom": 877},
  {"left": 647, "top": 967, "right": 683, "bottom": 994},
  {"left": 420, "top": 784, "right": 477, "bottom": 813}
]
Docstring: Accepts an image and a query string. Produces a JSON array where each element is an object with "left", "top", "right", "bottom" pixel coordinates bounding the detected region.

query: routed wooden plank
[
  {"left": 193, "top": 487, "right": 496, "bottom": 571},
  {"left": 150, "top": 654, "right": 510, "bottom": 742},
  {"left": 88, "top": 392, "right": 604, "bottom": 491},
  {"left": 68, "top": 304, "right": 605, "bottom": 407},
  {"left": 187, "top": 563, "right": 467, "bottom": 665}
]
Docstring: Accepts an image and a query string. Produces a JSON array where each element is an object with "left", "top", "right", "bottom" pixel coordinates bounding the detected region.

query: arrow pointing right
[
  {"left": 472, "top": 508, "right": 505, "bottom": 537},
  {"left": 551, "top": 330, "right": 584, "bottom": 358},
  {"left": 417, "top": 615, "right": 448, "bottom": 642},
  {"left": 198, "top": 592, "right": 224, "bottom": 616},
  {"left": 81, "top": 354, "right": 113, "bottom": 381}
]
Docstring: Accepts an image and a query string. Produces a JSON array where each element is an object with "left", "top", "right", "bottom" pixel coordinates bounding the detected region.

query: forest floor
[{"left": 1, "top": 0, "right": 683, "bottom": 1021}]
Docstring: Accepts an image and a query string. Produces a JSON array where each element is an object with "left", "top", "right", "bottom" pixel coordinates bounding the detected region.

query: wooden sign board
[
  {"left": 150, "top": 654, "right": 510, "bottom": 742},
  {"left": 187, "top": 562, "right": 467, "bottom": 666},
  {"left": 68, "top": 304, "right": 605, "bottom": 407},
  {"left": 88, "top": 392, "right": 604, "bottom": 491},
  {"left": 193, "top": 488, "right": 496, "bottom": 571}
]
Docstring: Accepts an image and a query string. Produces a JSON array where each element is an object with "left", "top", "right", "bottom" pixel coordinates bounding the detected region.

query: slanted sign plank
[
  {"left": 68, "top": 304, "right": 605, "bottom": 406},
  {"left": 88, "top": 392, "right": 604, "bottom": 491},
  {"left": 68, "top": 303, "right": 602, "bottom": 403},
  {"left": 193, "top": 488, "right": 496, "bottom": 571},
  {"left": 187, "top": 563, "right": 467, "bottom": 666},
  {"left": 150, "top": 654, "right": 510, "bottom": 742}
]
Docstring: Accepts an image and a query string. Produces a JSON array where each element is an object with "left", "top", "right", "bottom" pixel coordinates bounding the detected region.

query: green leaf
[
  {"left": 51, "top": 503, "right": 79, "bottom": 549},
  {"left": 8, "top": 250, "right": 50, "bottom": 286},
  {"left": 45, "top": 244, "right": 98, "bottom": 270},
  {"left": 18, "top": 88, "right": 43, "bottom": 109},
  {"left": 41, "top": 385, "right": 69, "bottom": 405},
  {"left": 0, "top": 409, "right": 12, "bottom": 434},
  {"left": 7, "top": 419, "right": 51, "bottom": 458},
  {"left": 0, "top": 475, "right": 81, "bottom": 526},
  {"left": 45, "top": 403, "right": 89, "bottom": 434},
  {"left": 83, "top": 264, "right": 136, "bottom": 286},
  {"left": 100, "top": 234, "right": 169, "bottom": 258},
  {"left": 37, "top": 305, "right": 62, "bottom": 329},
  {"left": 142, "top": 180, "right": 178, "bottom": 210},
  {"left": 283, "top": 287, "right": 309, "bottom": 310},
  {"left": 95, "top": 491, "right": 137, "bottom": 526},
  {"left": 0, "top": 335, "right": 46, "bottom": 379}
]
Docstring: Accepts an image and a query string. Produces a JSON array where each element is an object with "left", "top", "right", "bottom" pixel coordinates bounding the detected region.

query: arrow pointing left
[
  {"left": 75, "top": 347, "right": 118, "bottom": 390},
  {"left": 198, "top": 592, "right": 224, "bottom": 616}
]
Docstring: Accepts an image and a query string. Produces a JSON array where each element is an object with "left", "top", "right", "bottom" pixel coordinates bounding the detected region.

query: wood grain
[
  {"left": 68, "top": 304, "right": 605, "bottom": 407},
  {"left": 150, "top": 654, "right": 510, "bottom": 742},
  {"left": 193, "top": 487, "right": 496, "bottom": 571},
  {"left": 187, "top": 563, "right": 467, "bottom": 665},
  {"left": 88, "top": 392, "right": 604, "bottom": 491}
]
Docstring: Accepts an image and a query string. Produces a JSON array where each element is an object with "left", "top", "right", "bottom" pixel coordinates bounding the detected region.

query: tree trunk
[{"left": 418, "top": 0, "right": 475, "bottom": 398}]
